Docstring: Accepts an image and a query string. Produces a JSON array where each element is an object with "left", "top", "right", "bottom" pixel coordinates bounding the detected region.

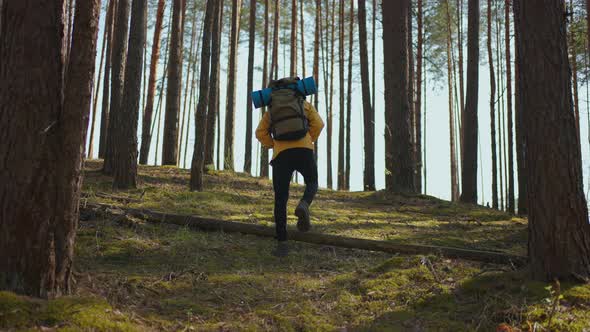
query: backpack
[{"left": 268, "top": 77, "right": 309, "bottom": 141}]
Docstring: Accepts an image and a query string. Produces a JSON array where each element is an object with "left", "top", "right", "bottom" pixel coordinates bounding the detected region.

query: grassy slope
[{"left": 0, "top": 161, "right": 588, "bottom": 331}]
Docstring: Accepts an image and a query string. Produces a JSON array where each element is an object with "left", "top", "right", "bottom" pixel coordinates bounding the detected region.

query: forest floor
[{"left": 1, "top": 160, "right": 590, "bottom": 331}]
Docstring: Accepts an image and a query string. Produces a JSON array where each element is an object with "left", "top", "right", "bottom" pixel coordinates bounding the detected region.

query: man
[{"left": 256, "top": 77, "right": 324, "bottom": 257}]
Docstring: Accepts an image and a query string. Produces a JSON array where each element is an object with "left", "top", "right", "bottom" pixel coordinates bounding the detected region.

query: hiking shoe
[
  {"left": 272, "top": 241, "right": 289, "bottom": 257},
  {"left": 295, "top": 200, "right": 311, "bottom": 232}
]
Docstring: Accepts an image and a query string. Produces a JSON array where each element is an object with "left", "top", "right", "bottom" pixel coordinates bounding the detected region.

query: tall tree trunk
[
  {"left": 488, "top": 0, "right": 499, "bottom": 210},
  {"left": 223, "top": 0, "right": 241, "bottom": 171},
  {"left": 345, "top": 0, "right": 354, "bottom": 190},
  {"left": 408, "top": 1, "right": 415, "bottom": 187},
  {"left": 383, "top": 0, "right": 414, "bottom": 193},
  {"left": 445, "top": 0, "right": 459, "bottom": 201},
  {"left": 515, "top": 0, "right": 590, "bottom": 281},
  {"left": 190, "top": 0, "right": 215, "bottom": 190},
  {"left": 88, "top": 2, "right": 110, "bottom": 159},
  {"left": 103, "top": 0, "right": 130, "bottom": 174},
  {"left": 371, "top": 0, "right": 376, "bottom": 116},
  {"left": 270, "top": 0, "right": 280, "bottom": 81},
  {"left": 415, "top": 0, "right": 424, "bottom": 193},
  {"left": 513, "top": 0, "right": 526, "bottom": 214},
  {"left": 153, "top": 17, "right": 172, "bottom": 165},
  {"left": 162, "top": 0, "right": 184, "bottom": 165},
  {"left": 290, "top": 0, "right": 297, "bottom": 76},
  {"left": 113, "top": 0, "right": 147, "bottom": 189},
  {"left": 458, "top": 0, "right": 465, "bottom": 146},
  {"left": 184, "top": 17, "right": 204, "bottom": 168},
  {"left": 569, "top": 0, "right": 581, "bottom": 153},
  {"left": 300, "top": 0, "right": 306, "bottom": 76},
  {"left": 205, "top": 0, "right": 223, "bottom": 168},
  {"left": 139, "top": 0, "right": 166, "bottom": 164},
  {"left": 337, "top": 0, "right": 345, "bottom": 190},
  {"left": 244, "top": 0, "right": 256, "bottom": 174},
  {"left": 178, "top": 1, "right": 198, "bottom": 166},
  {"left": 98, "top": 0, "right": 117, "bottom": 159},
  {"left": 326, "top": 0, "right": 335, "bottom": 189},
  {"left": 312, "top": 0, "right": 320, "bottom": 166},
  {"left": 260, "top": 0, "right": 270, "bottom": 177},
  {"left": 505, "top": 0, "right": 515, "bottom": 213},
  {"left": 358, "top": 0, "right": 375, "bottom": 191},
  {"left": 0, "top": 0, "right": 100, "bottom": 297},
  {"left": 459, "top": 0, "right": 479, "bottom": 204}
]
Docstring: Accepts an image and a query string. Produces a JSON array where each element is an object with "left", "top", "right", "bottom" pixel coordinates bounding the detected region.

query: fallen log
[{"left": 82, "top": 203, "right": 528, "bottom": 267}]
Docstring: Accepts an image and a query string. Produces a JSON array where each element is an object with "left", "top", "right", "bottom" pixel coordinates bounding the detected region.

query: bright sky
[{"left": 87, "top": 4, "right": 590, "bottom": 207}]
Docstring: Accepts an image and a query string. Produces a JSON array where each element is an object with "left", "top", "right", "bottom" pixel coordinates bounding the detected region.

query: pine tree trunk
[
  {"left": 0, "top": 0, "right": 100, "bottom": 297},
  {"left": 337, "top": 0, "right": 345, "bottom": 190},
  {"left": 190, "top": 0, "right": 215, "bottom": 190},
  {"left": 569, "top": 0, "right": 581, "bottom": 154},
  {"left": 205, "top": 0, "right": 224, "bottom": 168},
  {"left": 513, "top": 0, "right": 526, "bottom": 214},
  {"left": 113, "top": 0, "right": 147, "bottom": 189},
  {"left": 515, "top": 0, "right": 590, "bottom": 281},
  {"left": 371, "top": 0, "right": 376, "bottom": 116},
  {"left": 445, "top": 0, "right": 459, "bottom": 201},
  {"left": 488, "top": 0, "right": 499, "bottom": 210},
  {"left": 459, "top": 0, "right": 479, "bottom": 204},
  {"left": 408, "top": 2, "right": 415, "bottom": 187},
  {"left": 223, "top": 0, "right": 241, "bottom": 171},
  {"left": 153, "top": 17, "right": 172, "bottom": 165},
  {"left": 139, "top": 0, "right": 166, "bottom": 164},
  {"left": 103, "top": 0, "right": 130, "bottom": 174},
  {"left": 300, "top": 0, "right": 306, "bottom": 76},
  {"left": 162, "top": 0, "right": 184, "bottom": 166},
  {"left": 358, "top": 0, "right": 375, "bottom": 191},
  {"left": 312, "top": 0, "right": 321, "bottom": 166},
  {"left": 290, "top": 0, "right": 297, "bottom": 76},
  {"left": 326, "top": 0, "right": 335, "bottom": 189},
  {"left": 178, "top": 1, "right": 198, "bottom": 167},
  {"left": 383, "top": 0, "right": 414, "bottom": 193},
  {"left": 88, "top": 3, "right": 110, "bottom": 159},
  {"left": 458, "top": 0, "right": 465, "bottom": 144},
  {"left": 415, "top": 0, "right": 423, "bottom": 193},
  {"left": 260, "top": 0, "right": 270, "bottom": 177},
  {"left": 505, "top": 0, "right": 515, "bottom": 213},
  {"left": 270, "top": 0, "right": 280, "bottom": 81},
  {"left": 345, "top": 0, "right": 354, "bottom": 190},
  {"left": 99, "top": 0, "right": 116, "bottom": 159},
  {"left": 184, "top": 17, "right": 203, "bottom": 168},
  {"left": 244, "top": 0, "right": 256, "bottom": 174}
]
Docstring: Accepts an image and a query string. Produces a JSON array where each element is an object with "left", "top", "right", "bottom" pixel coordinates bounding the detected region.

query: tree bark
[
  {"left": 326, "top": 0, "right": 335, "bottom": 189},
  {"left": 290, "top": 0, "right": 297, "bottom": 76},
  {"left": 0, "top": 0, "right": 100, "bottom": 297},
  {"left": 358, "top": 0, "right": 375, "bottom": 191},
  {"left": 504, "top": 0, "right": 515, "bottom": 213},
  {"left": 337, "top": 0, "right": 345, "bottom": 190},
  {"left": 459, "top": 0, "right": 479, "bottom": 204},
  {"left": 113, "top": 0, "right": 147, "bottom": 189},
  {"left": 516, "top": 0, "right": 590, "bottom": 281},
  {"left": 569, "top": 0, "right": 581, "bottom": 156},
  {"left": 244, "top": 0, "right": 256, "bottom": 174},
  {"left": 445, "top": 0, "right": 459, "bottom": 201},
  {"left": 383, "top": 0, "right": 414, "bottom": 193},
  {"left": 190, "top": 0, "right": 215, "bottom": 191},
  {"left": 299, "top": 0, "right": 306, "bottom": 76},
  {"left": 103, "top": 0, "right": 130, "bottom": 174},
  {"left": 371, "top": 0, "right": 376, "bottom": 117},
  {"left": 178, "top": 2, "right": 198, "bottom": 166},
  {"left": 260, "top": 0, "right": 270, "bottom": 177},
  {"left": 415, "top": 0, "right": 424, "bottom": 193},
  {"left": 87, "top": 3, "right": 110, "bottom": 159},
  {"left": 312, "top": 0, "right": 320, "bottom": 166},
  {"left": 99, "top": 0, "right": 116, "bottom": 159},
  {"left": 139, "top": 0, "right": 166, "bottom": 165},
  {"left": 162, "top": 0, "right": 184, "bottom": 165},
  {"left": 345, "top": 0, "right": 354, "bottom": 190},
  {"left": 270, "top": 0, "right": 280, "bottom": 81},
  {"left": 513, "top": 0, "right": 526, "bottom": 215},
  {"left": 205, "top": 0, "right": 224, "bottom": 168},
  {"left": 223, "top": 0, "right": 241, "bottom": 171},
  {"left": 488, "top": 0, "right": 499, "bottom": 210}
]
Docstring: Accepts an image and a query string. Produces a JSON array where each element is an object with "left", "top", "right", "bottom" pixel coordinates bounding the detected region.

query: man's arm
[
  {"left": 255, "top": 111, "right": 274, "bottom": 148},
  {"left": 305, "top": 102, "right": 324, "bottom": 142}
]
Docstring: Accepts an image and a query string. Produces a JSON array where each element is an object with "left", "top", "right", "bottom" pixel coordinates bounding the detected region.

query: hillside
[{"left": 1, "top": 161, "right": 589, "bottom": 331}]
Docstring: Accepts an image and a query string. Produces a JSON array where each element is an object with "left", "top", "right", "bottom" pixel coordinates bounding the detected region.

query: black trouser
[{"left": 271, "top": 148, "right": 318, "bottom": 241}]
